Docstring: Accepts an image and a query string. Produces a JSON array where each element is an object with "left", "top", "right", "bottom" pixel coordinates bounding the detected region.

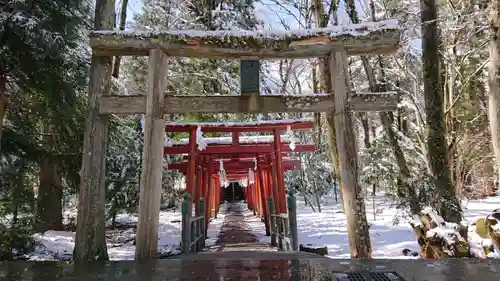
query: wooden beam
[
  {"left": 89, "top": 20, "right": 400, "bottom": 58},
  {"left": 164, "top": 144, "right": 315, "bottom": 155},
  {"left": 171, "top": 135, "right": 292, "bottom": 146},
  {"left": 165, "top": 119, "right": 314, "bottom": 133},
  {"left": 98, "top": 92, "right": 398, "bottom": 114},
  {"left": 135, "top": 48, "right": 168, "bottom": 260},
  {"left": 168, "top": 159, "right": 301, "bottom": 171}
]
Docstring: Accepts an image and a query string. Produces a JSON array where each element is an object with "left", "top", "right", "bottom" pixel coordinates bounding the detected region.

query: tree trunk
[
  {"left": 37, "top": 158, "right": 63, "bottom": 231},
  {"left": 111, "top": 0, "right": 128, "bottom": 78},
  {"left": 0, "top": 73, "right": 5, "bottom": 153},
  {"left": 489, "top": 0, "right": 500, "bottom": 186},
  {"left": 73, "top": 0, "right": 115, "bottom": 262},
  {"left": 421, "top": 0, "right": 462, "bottom": 223}
]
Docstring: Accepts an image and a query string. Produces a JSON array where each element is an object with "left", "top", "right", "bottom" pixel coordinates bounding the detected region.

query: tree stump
[
  {"left": 410, "top": 208, "right": 469, "bottom": 259},
  {"left": 299, "top": 244, "right": 328, "bottom": 256}
]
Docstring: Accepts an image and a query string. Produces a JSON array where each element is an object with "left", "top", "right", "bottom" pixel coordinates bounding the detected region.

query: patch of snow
[
  {"left": 31, "top": 194, "right": 500, "bottom": 260},
  {"left": 31, "top": 208, "right": 225, "bottom": 261},
  {"left": 166, "top": 118, "right": 313, "bottom": 128},
  {"left": 205, "top": 205, "right": 226, "bottom": 247},
  {"left": 90, "top": 20, "right": 400, "bottom": 39},
  {"left": 292, "top": 194, "right": 500, "bottom": 259},
  {"left": 196, "top": 126, "right": 207, "bottom": 151},
  {"left": 170, "top": 134, "right": 291, "bottom": 146}
]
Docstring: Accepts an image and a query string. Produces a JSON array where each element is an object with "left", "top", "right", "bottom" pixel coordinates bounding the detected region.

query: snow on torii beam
[
  {"left": 164, "top": 119, "right": 315, "bottom": 154},
  {"left": 165, "top": 119, "right": 314, "bottom": 133},
  {"left": 93, "top": 21, "right": 401, "bottom": 115},
  {"left": 164, "top": 143, "right": 314, "bottom": 155},
  {"left": 89, "top": 20, "right": 400, "bottom": 58}
]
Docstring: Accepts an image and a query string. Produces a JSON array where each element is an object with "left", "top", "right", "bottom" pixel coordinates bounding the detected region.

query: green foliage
[
  {"left": 0, "top": 0, "right": 90, "bottom": 256},
  {"left": 0, "top": 218, "right": 36, "bottom": 260},
  {"left": 0, "top": 155, "right": 37, "bottom": 260},
  {"left": 360, "top": 136, "right": 399, "bottom": 193},
  {"left": 105, "top": 116, "right": 143, "bottom": 225},
  {"left": 475, "top": 218, "right": 489, "bottom": 238}
]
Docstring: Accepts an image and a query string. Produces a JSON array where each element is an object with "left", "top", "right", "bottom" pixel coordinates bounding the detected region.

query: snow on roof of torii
[
  {"left": 91, "top": 20, "right": 398, "bottom": 39},
  {"left": 165, "top": 118, "right": 314, "bottom": 132},
  {"left": 166, "top": 118, "right": 312, "bottom": 127},
  {"left": 167, "top": 135, "right": 292, "bottom": 147},
  {"left": 89, "top": 20, "right": 400, "bottom": 58}
]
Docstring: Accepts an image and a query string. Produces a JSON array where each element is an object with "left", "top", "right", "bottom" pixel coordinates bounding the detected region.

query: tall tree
[
  {"left": 420, "top": 0, "right": 462, "bottom": 222},
  {"left": 489, "top": 0, "right": 500, "bottom": 185},
  {"left": 73, "top": 0, "right": 115, "bottom": 262},
  {"left": 1, "top": 0, "right": 91, "bottom": 232}
]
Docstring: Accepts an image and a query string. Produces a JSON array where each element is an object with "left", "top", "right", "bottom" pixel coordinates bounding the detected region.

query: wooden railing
[
  {"left": 268, "top": 191, "right": 298, "bottom": 251},
  {"left": 181, "top": 194, "right": 206, "bottom": 253}
]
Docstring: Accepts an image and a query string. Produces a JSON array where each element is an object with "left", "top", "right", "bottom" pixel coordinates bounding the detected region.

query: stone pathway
[{"left": 209, "top": 201, "right": 277, "bottom": 252}]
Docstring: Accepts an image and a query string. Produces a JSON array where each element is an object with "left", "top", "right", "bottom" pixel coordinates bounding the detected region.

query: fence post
[
  {"left": 268, "top": 197, "right": 277, "bottom": 247},
  {"left": 199, "top": 198, "right": 205, "bottom": 249},
  {"left": 287, "top": 190, "right": 299, "bottom": 251},
  {"left": 181, "top": 193, "right": 192, "bottom": 253}
]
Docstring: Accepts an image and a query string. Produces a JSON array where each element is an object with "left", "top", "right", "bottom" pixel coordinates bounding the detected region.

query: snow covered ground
[
  {"left": 31, "top": 194, "right": 500, "bottom": 260},
  {"left": 284, "top": 194, "right": 500, "bottom": 258},
  {"left": 31, "top": 206, "right": 226, "bottom": 261}
]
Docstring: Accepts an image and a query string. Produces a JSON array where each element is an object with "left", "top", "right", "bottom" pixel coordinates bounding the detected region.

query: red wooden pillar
[
  {"left": 273, "top": 129, "right": 287, "bottom": 213},
  {"left": 232, "top": 131, "right": 239, "bottom": 145},
  {"left": 246, "top": 185, "right": 251, "bottom": 209},
  {"left": 265, "top": 169, "right": 274, "bottom": 210},
  {"left": 211, "top": 176, "right": 216, "bottom": 217},
  {"left": 256, "top": 181, "right": 261, "bottom": 215},
  {"left": 269, "top": 154, "right": 281, "bottom": 214},
  {"left": 186, "top": 127, "right": 197, "bottom": 201},
  {"left": 201, "top": 159, "right": 207, "bottom": 204},
  {"left": 204, "top": 157, "right": 212, "bottom": 232},
  {"left": 258, "top": 167, "right": 270, "bottom": 235},
  {"left": 247, "top": 183, "right": 253, "bottom": 210},
  {"left": 255, "top": 180, "right": 261, "bottom": 216},
  {"left": 252, "top": 182, "right": 257, "bottom": 215},
  {"left": 195, "top": 162, "right": 202, "bottom": 215},
  {"left": 215, "top": 177, "right": 221, "bottom": 217}
]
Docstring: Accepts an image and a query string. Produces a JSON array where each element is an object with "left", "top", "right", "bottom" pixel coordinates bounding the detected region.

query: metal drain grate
[
  {"left": 333, "top": 272, "right": 407, "bottom": 281},
  {"left": 369, "top": 272, "right": 406, "bottom": 281},
  {"left": 334, "top": 272, "right": 366, "bottom": 281}
]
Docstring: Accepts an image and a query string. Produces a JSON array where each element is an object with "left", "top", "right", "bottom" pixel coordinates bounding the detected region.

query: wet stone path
[{"left": 210, "top": 201, "right": 277, "bottom": 252}]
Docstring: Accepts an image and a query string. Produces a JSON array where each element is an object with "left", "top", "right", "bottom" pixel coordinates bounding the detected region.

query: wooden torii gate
[
  {"left": 164, "top": 119, "right": 315, "bottom": 237},
  {"left": 77, "top": 10, "right": 400, "bottom": 261}
]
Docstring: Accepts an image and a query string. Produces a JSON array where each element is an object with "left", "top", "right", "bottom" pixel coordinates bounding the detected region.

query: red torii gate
[{"left": 163, "top": 119, "right": 315, "bottom": 235}]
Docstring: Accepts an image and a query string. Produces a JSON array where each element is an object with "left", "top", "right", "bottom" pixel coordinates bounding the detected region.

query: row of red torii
[{"left": 164, "top": 118, "right": 315, "bottom": 236}]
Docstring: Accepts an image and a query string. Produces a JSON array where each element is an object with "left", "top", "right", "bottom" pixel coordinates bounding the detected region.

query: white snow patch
[
  {"left": 32, "top": 207, "right": 226, "bottom": 261},
  {"left": 31, "top": 194, "right": 500, "bottom": 260},
  {"left": 169, "top": 135, "right": 291, "bottom": 146},
  {"left": 166, "top": 118, "right": 313, "bottom": 128},
  {"left": 90, "top": 20, "right": 400, "bottom": 39}
]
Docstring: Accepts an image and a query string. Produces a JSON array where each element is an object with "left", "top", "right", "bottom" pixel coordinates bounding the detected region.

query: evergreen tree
[{"left": 0, "top": 0, "right": 91, "bottom": 253}]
